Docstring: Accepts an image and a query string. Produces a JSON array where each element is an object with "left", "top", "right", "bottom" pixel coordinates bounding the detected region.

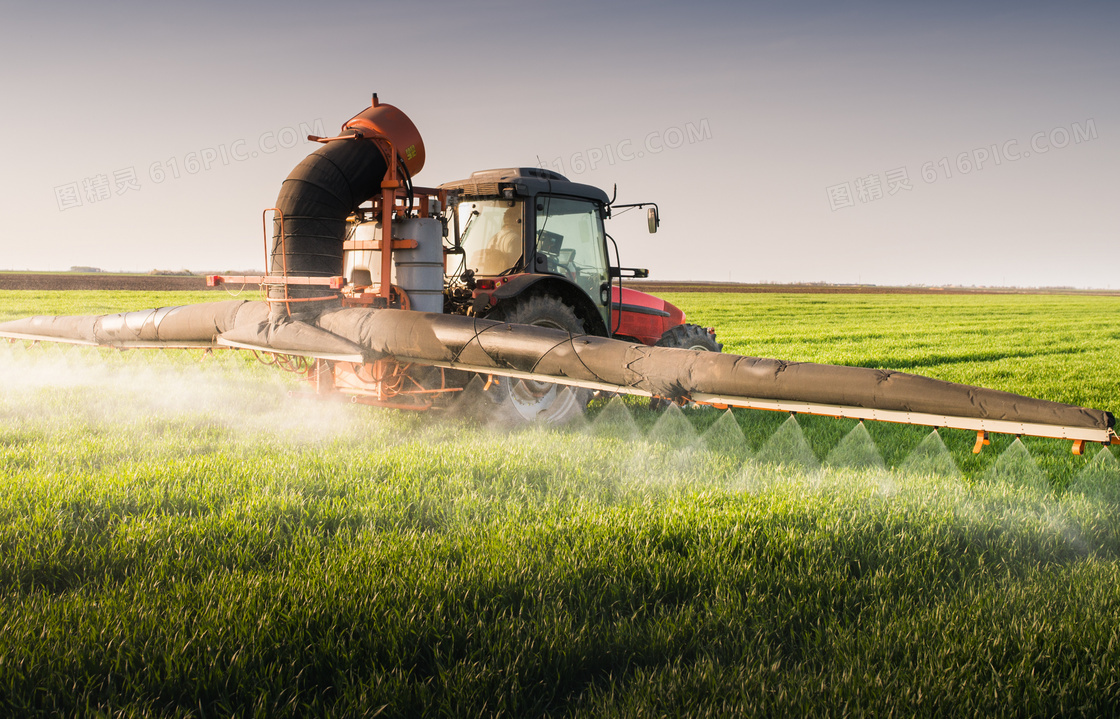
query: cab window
[
  {"left": 533, "top": 197, "right": 608, "bottom": 304},
  {"left": 458, "top": 199, "right": 524, "bottom": 276}
]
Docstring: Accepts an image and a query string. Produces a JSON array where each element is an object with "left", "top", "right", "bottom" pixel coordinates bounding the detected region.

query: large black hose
[{"left": 269, "top": 135, "right": 389, "bottom": 292}]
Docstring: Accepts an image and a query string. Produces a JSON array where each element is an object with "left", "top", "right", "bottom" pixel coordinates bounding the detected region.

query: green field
[{"left": 2, "top": 290, "right": 1119, "bottom": 717}]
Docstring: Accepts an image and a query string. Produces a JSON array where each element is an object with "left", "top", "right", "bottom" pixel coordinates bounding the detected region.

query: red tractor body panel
[{"left": 610, "top": 286, "right": 686, "bottom": 346}]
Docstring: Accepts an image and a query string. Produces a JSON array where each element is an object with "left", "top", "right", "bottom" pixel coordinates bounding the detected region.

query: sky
[{"left": 1, "top": 0, "right": 1117, "bottom": 287}]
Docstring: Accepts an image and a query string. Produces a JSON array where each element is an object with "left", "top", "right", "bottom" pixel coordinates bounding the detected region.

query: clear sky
[{"left": 1, "top": 0, "right": 1116, "bottom": 287}]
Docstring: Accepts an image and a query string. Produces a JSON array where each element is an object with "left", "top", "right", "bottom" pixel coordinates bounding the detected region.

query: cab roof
[{"left": 439, "top": 167, "right": 610, "bottom": 205}]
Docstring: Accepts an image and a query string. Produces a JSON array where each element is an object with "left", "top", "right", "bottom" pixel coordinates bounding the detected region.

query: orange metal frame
[
  {"left": 226, "top": 98, "right": 449, "bottom": 407},
  {"left": 207, "top": 207, "right": 344, "bottom": 311},
  {"left": 330, "top": 361, "right": 462, "bottom": 410}
]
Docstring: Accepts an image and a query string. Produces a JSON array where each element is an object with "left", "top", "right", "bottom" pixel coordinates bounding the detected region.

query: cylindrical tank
[
  {"left": 343, "top": 218, "right": 444, "bottom": 313},
  {"left": 394, "top": 218, "right": 444, "bottom": 313}
]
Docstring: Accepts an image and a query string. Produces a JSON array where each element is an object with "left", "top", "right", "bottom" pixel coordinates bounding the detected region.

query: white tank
[
  {"left": 343, "top": 218, "right": 445, "bottom": 313},
  {"left": 394, "top": 218, "right": 444, "bottom": 313}
]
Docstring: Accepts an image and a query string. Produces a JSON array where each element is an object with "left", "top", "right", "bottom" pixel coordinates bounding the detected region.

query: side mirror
[{"left": 647, "top": 207, "right": 659, "bottom": 233}]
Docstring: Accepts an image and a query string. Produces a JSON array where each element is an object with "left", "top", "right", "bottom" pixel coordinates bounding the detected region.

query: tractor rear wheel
[
  {"left": 488, "top": 295, "right": 592, "bottom": 423},
  {"left": 656, "top": 323, "right": 723, "bottom": 352}
]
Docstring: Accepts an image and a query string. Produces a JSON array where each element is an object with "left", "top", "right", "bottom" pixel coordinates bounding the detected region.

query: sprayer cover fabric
[{"left": 2, "top": 302, "right": 1111, "bottom": 432}]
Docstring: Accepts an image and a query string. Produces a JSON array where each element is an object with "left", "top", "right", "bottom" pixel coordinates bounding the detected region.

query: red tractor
[{"left": 432, "top": 168, "right": 721, "bottom": 420}]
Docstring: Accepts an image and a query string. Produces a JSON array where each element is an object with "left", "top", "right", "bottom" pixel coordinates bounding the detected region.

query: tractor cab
[
  {"left": 460, "top": 195, "right": 610, "bottom": 310},
  {"left": 440, "top": 167, "right": 695, "bottom": 352},
  {"left": 441, "top": 168, "right": 615, "bottom": 334}
]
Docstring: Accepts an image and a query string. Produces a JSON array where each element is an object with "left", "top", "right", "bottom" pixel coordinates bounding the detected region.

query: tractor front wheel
[
  {"left": 487, "top": 295, "right": 592, "bottom": 424},
  {"left": 655, "top": 323, "right": 723, "bottom": 352}
]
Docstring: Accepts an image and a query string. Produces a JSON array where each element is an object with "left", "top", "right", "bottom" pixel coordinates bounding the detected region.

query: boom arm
[{"left": 3, "top": 302, "right": 1114, "bottom": 453}]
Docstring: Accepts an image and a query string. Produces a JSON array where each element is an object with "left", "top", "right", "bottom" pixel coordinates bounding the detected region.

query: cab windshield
[{"left": 458, "top": 199, "right": 524, "bottom": 276}]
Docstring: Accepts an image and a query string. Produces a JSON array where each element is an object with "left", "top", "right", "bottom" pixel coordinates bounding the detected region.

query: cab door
[{"left": 532, "top": 196, "right": 610, "bottom": 325}]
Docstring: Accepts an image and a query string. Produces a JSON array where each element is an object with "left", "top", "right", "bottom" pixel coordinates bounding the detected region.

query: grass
[
  {"left": 1, "top": 290, "right": 1119, "bottom": 717},
  {"left": 0, "top": 290, "right": 233, "bottom": 322}
]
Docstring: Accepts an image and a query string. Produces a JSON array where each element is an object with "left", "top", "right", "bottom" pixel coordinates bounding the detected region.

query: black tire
[
  {"left": 486, "top": 295, "right": 592, "bottom": 423},
  {"left": 655, "top": 323, "right": 723, "bottom": 352}
]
